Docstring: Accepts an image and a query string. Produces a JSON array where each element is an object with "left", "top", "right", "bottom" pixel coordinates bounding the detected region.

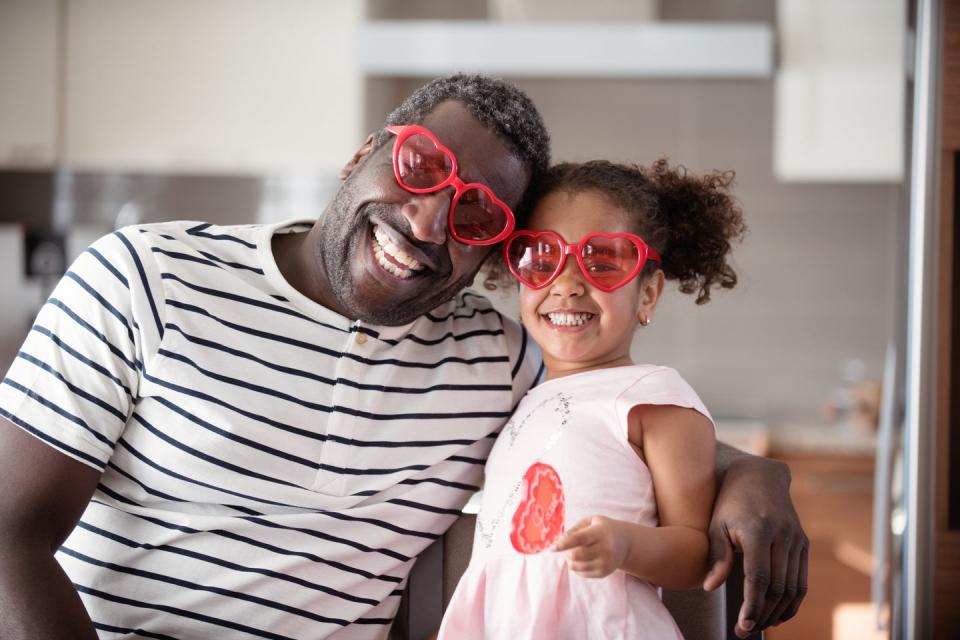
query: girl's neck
[{"left": 544, "top": 354, "right": 635, "bottom": 381}]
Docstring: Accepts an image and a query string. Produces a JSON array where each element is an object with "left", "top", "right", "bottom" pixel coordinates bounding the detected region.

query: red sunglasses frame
[
  {"left": 503, "top": 230, "right": 662, "bottom": 292},
  {"left": 386, "top": 125, "right": 516, "bottom": 246}
]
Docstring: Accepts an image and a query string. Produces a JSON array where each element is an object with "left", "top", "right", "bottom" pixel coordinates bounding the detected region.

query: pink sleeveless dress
[{"left": 438, "top": 365, "right": 714, "bottom": 640}]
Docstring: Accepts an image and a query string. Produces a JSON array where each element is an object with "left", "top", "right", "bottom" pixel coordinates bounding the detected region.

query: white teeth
[
  {"left": 372, "top": 225, "right": 424, "bottom": 273},
  {"left": 546, "top": 312, "right": 594, "bottom": 327},
  {"left": 373, "top": 241, "right": 414, "bottom": 279}
]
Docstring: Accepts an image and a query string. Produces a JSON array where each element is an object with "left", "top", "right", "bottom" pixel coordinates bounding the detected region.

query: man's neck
[{"left": 272, "top": 225, "right": 350, "bottom": 318}]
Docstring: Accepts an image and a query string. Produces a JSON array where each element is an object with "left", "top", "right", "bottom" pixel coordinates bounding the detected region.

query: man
[{"left": 0, "top": 74, "right": 805, "bottom": 639}]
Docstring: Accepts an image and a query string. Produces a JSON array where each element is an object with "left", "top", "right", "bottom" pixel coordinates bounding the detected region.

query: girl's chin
[{"left": 544, "top": 349, "right": 598, "bottom": 367}]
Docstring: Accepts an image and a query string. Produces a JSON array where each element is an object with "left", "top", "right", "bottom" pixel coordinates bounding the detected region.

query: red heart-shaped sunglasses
[
  {"left": 504, "top": 230, "right": 661, "bottom": 292},
  {"left": 386, "top": 125, "right": 516, "bottom": 245}
]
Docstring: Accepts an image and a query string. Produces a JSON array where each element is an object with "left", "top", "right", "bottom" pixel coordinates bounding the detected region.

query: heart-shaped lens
[
  {"left": 451, "top": 187, "right": 510, "bottom": 242},
  {"left": 506, "top": 233, "right": 563, "bottom": 288},
  {"left": 396, "top": 134, "right": 454, "bottom": 190},
  {"left": 581, "top": 235, "right": 641, "bottom": 290}
]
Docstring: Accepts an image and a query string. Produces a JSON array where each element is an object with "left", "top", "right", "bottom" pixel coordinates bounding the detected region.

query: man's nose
[
  {"left": 399, "top": 190, "right": 452, "bottom": 245},
  {"left": 549, "top": 259, "right": 586, "bottom": 297}
]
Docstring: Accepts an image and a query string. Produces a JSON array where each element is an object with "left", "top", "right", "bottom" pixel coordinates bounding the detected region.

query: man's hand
[
  {"left": 704, "top": 448, "right": 809, "bottom": 637},
  {"left": 554, "top": 516, "right": 630, "bottom": 579}
]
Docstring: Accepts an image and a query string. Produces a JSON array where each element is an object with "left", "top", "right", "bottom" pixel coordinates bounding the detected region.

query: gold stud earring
[{"left": 638, "top": 314, "right": 651, "bottom": 326}]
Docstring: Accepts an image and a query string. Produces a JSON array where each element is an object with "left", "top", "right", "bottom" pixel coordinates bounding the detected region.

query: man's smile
[{"left": 371, "top": 223, "right": 426, "bottom": 279}]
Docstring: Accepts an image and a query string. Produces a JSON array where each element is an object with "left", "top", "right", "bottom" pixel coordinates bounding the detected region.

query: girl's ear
[
  {"left": 339, "top": 133, "right": 376, "bottom": 180},
  {"left": 636, "top": 269, "right": 665, "bottom": 319}
]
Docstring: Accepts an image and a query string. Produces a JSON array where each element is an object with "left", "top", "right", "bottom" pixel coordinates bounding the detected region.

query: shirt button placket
[{"left": 317, "top": 326, "right": 368, "bottom": 494}]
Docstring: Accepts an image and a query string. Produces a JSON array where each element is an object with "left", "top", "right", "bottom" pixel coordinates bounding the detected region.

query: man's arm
[
  {"left": 704, "top": 441, "right": 809, "bottom": 638},
  {"left": 0, "top": 418, "right": 101, "bottom": 639}
]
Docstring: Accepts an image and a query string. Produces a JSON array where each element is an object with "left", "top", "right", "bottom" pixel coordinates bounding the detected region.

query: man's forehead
[
  {"left": 418, "top": 101, "right": 529, "bottom": 206},
  {"left": 418, "top": 102, "right": 495, "bottom": 149}
]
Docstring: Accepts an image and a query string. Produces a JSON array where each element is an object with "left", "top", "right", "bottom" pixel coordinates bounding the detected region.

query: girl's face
[{"left": 519, "top": 190, "right": 664, "bottom": 379}]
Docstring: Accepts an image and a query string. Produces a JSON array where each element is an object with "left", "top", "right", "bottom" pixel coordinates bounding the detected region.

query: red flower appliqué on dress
[{"left": 509, "top": 462, "right": 565, "bottom": 554}]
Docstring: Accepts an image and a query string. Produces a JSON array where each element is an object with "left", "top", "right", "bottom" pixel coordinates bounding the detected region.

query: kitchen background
[{"left": 0, "top": 1, "right": 919, "bottom": 639}]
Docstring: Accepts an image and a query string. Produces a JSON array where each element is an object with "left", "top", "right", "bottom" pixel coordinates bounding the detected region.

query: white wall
[
  {"left": 0, "top": 0, "right": 58, "bottom": 167},
  {"left": 64, "top": 0, "right": 363, "bottom": 174}
]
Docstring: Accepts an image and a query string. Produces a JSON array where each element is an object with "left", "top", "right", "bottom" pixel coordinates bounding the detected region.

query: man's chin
[
  {"left": 349, "top": 302, "right": 427, "bottom": 327},
  {"left": 340, "top": 282, "right": 458, "bottom": 326},
  {"left": 334, "top": 226, "right": 477, "bottom": 325}
]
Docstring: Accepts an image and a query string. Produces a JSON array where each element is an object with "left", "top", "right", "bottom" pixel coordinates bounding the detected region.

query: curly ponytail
[{"left": 642, "top": 158, "right": 746, "bottom": 304}]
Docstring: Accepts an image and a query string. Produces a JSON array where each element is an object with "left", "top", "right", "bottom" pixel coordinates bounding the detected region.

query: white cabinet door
[
  {"left": 64, "top": 0, "right": 363, "bottom": 175},
  {"left": 774, "top": 0, "right": 906, "bottom": 182},
  {"left": 0, "top": 0, "right": 58, "bottom": 168}
]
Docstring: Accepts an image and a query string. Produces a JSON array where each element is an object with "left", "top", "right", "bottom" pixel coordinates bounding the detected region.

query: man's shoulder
[
  {"left": 423, "top": 291, "right": 539, "bottom": 372},
  {"left": 129, "top": 220, "right": 265, "bottom": 251},
  {"left": 113, "top": 220, "right": 274, "bottom": 271},
  {"left": 424, "top": 290, "right": 503, "bottom": 328}
]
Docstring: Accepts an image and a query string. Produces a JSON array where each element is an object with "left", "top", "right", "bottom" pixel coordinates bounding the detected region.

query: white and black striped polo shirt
[{"left": 0, "top": 219, "right": 542, "bottom": 639}]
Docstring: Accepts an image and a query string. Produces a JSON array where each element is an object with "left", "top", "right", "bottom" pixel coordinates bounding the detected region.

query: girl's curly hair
[{"left": 483, "top": 158, "right": 747, "bottom": 304}]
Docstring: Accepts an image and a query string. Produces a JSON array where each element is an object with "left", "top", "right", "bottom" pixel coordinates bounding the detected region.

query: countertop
[{"left": 717, "top": 419, "right": 877, "bottom": 458}]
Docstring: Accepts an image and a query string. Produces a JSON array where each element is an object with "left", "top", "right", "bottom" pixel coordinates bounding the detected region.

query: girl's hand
[{"left": 553, "top": 515, "right": 630, "bottom": 578}]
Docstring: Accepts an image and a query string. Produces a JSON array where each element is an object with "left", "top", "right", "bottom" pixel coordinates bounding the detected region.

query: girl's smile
[
  {"left": 540, "top": 309, "right": 597, "bottom": 330},
  {"left": 519, "top": 189, "right": 664, "bottom": 380}
]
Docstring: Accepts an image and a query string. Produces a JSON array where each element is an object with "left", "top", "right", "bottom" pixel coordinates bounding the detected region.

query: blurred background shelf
[{"left": 358, "top": 20, "right": 774, "bottom": 78}]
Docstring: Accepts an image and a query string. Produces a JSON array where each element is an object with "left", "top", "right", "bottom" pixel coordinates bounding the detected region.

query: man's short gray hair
[{"left": 377, "top": 74, "right": 551, "bottom": 190}]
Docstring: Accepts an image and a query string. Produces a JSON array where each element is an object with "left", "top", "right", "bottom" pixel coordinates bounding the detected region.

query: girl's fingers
[
  {"left": 568, "top": 558, "right": 614, "bottom": 578},
  {"left": 567, "top": 560, "right": 591, "bottom": 573},
  {"left": 554, "top": 518, "right": 597, "bottom": 551},
  {"left": 566, "top": 541, "right": 603, "bottom": 562},
  {"left": 567, "top": 559, "right": 601, "bottom": 575}
]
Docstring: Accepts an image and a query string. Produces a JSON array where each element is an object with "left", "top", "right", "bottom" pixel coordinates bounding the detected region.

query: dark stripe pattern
[{"left": 0, "top": 220, "right": 543, "bottom": 639}]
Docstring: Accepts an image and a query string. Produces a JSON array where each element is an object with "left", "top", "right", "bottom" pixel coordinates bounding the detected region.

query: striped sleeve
[
  {"left": 503, "top": 315, "right": 543, "bottom": 408},
  {"left": 0, "top": 229, "right": 164, "bottom": 471}
]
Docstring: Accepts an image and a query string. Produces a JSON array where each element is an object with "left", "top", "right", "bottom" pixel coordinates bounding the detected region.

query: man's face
[{"left": 316, "top": 101, "right": 530, "bottom": 325}]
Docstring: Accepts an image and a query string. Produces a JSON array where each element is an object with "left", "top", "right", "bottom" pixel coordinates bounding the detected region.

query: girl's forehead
[{"left": 529, "top": 190, "right": 634, "bottom": 235}]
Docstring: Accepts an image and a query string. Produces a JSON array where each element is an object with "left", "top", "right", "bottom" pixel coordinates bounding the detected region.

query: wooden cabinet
[
  {"left": 773, "top": 0, "right": 906, "bottom": 182},
  {"left": 765, "top": 452, "right": 879, "bottom": 640}
]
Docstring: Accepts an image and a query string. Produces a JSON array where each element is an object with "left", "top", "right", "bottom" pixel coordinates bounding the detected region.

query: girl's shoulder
[
  {"left": 619, "top": 364, "right": 688, "bottom": 392},
  {"left": 547, "top": 364, "right": 682, "bottom": 393},
  {"left": 613, "top": 365, "right": 715, "bottom": 429},
  {"left": 521, "top": 364, "right": 680, "bottom": 406}
]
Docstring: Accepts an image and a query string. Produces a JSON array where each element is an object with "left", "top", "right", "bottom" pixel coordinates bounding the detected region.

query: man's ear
[{"left": 339, "top": 133, "right": 376, "bottom": 180}]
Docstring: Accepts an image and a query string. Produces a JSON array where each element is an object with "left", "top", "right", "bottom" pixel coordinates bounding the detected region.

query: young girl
[{"left": 437, "top": 159, "right": 746, "bottom": 639}]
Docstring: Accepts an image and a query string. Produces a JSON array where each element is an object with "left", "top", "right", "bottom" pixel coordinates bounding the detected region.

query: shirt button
[{"left": 355, "top": 333, "right": 367, "bottom": 345}]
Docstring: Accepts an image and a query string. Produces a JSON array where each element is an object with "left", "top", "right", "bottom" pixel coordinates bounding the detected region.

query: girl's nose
[
  {"left": 399, "top": 190, "right": 451, "bottom": 245},
  {"left": 549, "top": 259, "right": 586, "bottom": 297}
]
